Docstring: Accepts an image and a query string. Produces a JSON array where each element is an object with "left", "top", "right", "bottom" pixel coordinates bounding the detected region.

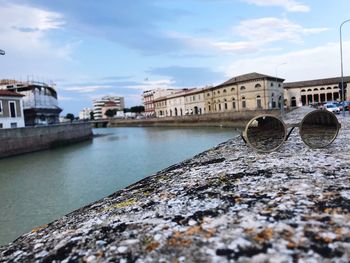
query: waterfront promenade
[{"left": 1, "top": 107, "right": 350, "bottom": 262}]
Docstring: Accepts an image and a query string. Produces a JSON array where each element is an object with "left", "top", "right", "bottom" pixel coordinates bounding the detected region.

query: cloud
[
  {"left": 212, "top": 17, "right": 328, "bottom": 53},
  {"left": 243, "top": 0, "right": 310, "bottom": 12},
  {"left": 64, "top": 85, "right": 113, "bottom": 93},
  {"left": 148, "top": 66, "right": 226, "bottom": 87},
  {"left": 13, "top": 0, "right": 191, "bottom": 55},
  {"left": 224, "top": 40, "right": 350, "bottom": 82}
]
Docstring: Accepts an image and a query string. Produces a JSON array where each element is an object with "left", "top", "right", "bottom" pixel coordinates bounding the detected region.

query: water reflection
[{"left": 0, "top": 127, "right": 235, "bottom": 245}]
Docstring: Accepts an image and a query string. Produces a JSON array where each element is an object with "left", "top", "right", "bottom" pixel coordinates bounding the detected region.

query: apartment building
[{"left": 93, "top": 95, "right": 125, "bottom": 119}]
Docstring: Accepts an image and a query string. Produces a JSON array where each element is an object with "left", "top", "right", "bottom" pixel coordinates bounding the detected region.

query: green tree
[
  {"left": 65, "top": 113, "right": 75, "bottom": 122},
  {"left": 105, "top": 109, "right": 117, "bottom": 118},
  {"left": 130, "top": 106, "right": 145, "bottom": 113},
  {"left": 90, "top": 111, "right": 94, "bottom": 120}
]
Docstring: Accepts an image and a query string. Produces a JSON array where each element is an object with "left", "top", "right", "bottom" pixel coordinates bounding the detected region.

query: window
[
  {"left": 231, "top": 87, "right": 235, "bottom": 92},
  {"left": 0, "top": 123, "right": 3, "bottom": 128},
  {"left": 207, "top": 93, "right": 210, "bottom": 97},
  {"left": 9, "top": 101, "right": 16, "bottom": 118},
  {"left": 240, "top": 86, "right": 246, "bottom": 90},
  {"left": 255, "top": 84, "right": 261, "bottom": 88},
  {"left": 256, "top": 95, "right": 262, "bottom": 109},
  {"left": 11, "top": 123, "right": 17, "bottom": 128},
  {"left": 218, "top": 90, "right": 220, "bottom": 94},
  {"left": 0, "top": 101, "right": 2, "bottom": 114},
  {"left": 242, "top": 96, "right": 246, "bottom": 108},
  {"left": 223, "top": 89, "right": 227, "bottom": 93},
  {"left": 301, "top": 89, "right": 306, "bottom": 92},
  {"left": 271, "top": 83, "right": 274, "bottom": 87},
  {"left": 232, "top": 98, "right": 236, "bottom": 110}
]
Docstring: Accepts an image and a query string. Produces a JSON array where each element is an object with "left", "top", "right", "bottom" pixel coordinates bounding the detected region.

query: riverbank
[
  {"left": 0, "top": 123, "right": 92, "bottom": 158},
  {"left": 108, "top": 109, "right": 281, "bottom": 128},
  {"left": 1, "top": 107, "right": 350, "bottom": 262}
]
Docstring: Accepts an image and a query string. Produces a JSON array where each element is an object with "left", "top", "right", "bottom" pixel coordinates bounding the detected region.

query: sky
[{"left": 0, "top": 0, "right": 350, "bottom": 115}]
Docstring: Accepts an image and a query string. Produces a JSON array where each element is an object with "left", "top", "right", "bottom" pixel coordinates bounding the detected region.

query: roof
[
  {"left": 284, "top": 76, "right": 350, "bottom": 89},
  {"left": 0, "top": 90, "right": 24, "bottom": 97},
  {"left": 218, "top": 72, "right": 285, "bottom": 87}
]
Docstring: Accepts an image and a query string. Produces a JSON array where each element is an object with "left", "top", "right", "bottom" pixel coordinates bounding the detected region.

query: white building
[
  {"left": 0, "top": 80, "right": 62, "bottom": 126},
  {"left": 0, "top": 90, "right": 25, "bottom": 128},
  {"left": 79, "top": 108, "right": 92, "bottom": 120},
  {"left": 93, "top": 95, "right": 125, "bottom": 119}
]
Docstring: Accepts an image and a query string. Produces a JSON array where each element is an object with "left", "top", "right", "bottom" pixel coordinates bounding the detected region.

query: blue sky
[{"left": 0, "top": 0, "right": 350, "bottom": 115}]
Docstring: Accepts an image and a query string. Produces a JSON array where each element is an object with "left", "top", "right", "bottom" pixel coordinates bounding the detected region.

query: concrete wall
[
  {"left": 0, "top": 123, "right": 93, "bottom": 158},
  {"left": 109, "top": 109, "right": 282, "bottom": 128}
]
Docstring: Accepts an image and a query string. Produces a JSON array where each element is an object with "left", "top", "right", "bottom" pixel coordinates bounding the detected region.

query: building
[
  {"left": 101, "top": 101, "right": 118, "bottom": 118},
  {"left": 142, "top": 89, "right": 176, "bottom": 117},
  {"left": 0, "top": 80, "right": 62, "bottom": 126},
  {"left": 284, "top": 76, "right": 350, "bottom": 107},
  {"left": 209, "top": 72, "right": 285, "bottom": 112},
  {"left": 79, "top": 108, "right": 92, "bottom": 120},
  {"left": 0, "top": 90, "right": 25, "bottom": 128},
  {"left": 93, "top": 95, "right": 125, "bottom": 119},
  {"left": 153, "top": 72, "right": 284, "bottom": 117}
]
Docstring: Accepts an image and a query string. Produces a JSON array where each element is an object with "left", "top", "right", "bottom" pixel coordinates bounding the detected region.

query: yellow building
[
  {"left": 284, "top": 76, "right": 350, "bottom": 107},
  {"left": 153, "top": 72, "right": 284, "bottom": 117}
]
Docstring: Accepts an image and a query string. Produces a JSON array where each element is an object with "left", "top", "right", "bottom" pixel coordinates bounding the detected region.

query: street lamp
[
  {"left": 0, "top": 49, "right": 5, "bottom": 55},
  {"left": 276, "top": 62, "right": 287, "bottom": 118},
  {"left": 340, "top": 19, "right": 350, "bottom": 116}
]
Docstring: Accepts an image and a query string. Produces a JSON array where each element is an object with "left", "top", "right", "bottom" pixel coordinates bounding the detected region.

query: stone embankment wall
[
  {"left": 0, "top": 123, "right": 93, "bottom": 158},
  {"left": 1, "top": 107, "right": 350, "bottom": 262},
  {"left": 109, "top": 109, "right": 281, "bottom": 128}
]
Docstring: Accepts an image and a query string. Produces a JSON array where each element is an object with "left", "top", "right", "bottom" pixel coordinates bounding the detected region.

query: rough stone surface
[{"left": 1, "top": 107, "right": 350, "bottom": 263}]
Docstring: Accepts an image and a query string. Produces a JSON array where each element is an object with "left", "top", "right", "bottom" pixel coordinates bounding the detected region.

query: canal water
[{"left": 0, "top": 127, "right": 237, "bottom": 246}]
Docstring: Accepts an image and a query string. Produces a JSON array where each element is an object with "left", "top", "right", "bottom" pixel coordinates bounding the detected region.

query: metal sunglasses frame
[{"left": 241, "top": 110, "right": 341, "bottom": 152}]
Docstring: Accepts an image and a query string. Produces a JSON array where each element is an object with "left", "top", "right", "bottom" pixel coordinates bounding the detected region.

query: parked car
[{"left": 323, "top": 103, "right": 340, "bottom": 114}]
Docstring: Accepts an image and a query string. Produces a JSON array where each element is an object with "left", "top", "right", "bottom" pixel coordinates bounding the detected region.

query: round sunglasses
[{"left": 242, "top": 110, "right": 341, "bottom": 152}]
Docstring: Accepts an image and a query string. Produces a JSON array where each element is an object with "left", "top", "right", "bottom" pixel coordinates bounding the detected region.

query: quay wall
[
  {"left": 0, "top": 123, "right": 93, "bottom": 158},
  {"left": 109, "top": 109, "right": 282, "bottom": 128}
]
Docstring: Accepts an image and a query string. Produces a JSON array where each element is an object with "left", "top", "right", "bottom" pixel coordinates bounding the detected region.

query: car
[{"left": 323, "top": 103, "right": 340, "bottom": 114}]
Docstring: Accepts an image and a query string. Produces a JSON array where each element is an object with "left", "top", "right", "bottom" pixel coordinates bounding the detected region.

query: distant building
[
  {"left": 0, "top": 80, "right": 62, "bottom": 126},
  {"left": 101, "top": 101, "right": 118, "bottom": 118},
  {"left": 79, "top": 108, "right": 92, "bottom": 120},
  {"left": 142, "top": 89, "right": 177, "bottom": 117},
  {"left": 93, "top": 95, "right": 125, "bottom": 119},
  {"left": 0, "top": 90, "right": 25, "bottom": 128},
  {"left": 153, "top": 73, "right": 285, "bottom": 117},
  {"left": 284, "top": 76, "right": 350, "bottom": 107}
]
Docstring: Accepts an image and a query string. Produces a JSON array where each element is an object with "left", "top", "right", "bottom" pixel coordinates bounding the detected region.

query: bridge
[{"left": 89, "top": 119, "right": 109, "bottom": 128}]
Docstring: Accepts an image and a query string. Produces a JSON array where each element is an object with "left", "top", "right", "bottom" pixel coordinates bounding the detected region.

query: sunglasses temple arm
[
  {"left": 241, "top": 132, "right": 247, "bottom": 144},
  {"left": 285, "top": 127, "right": 295, "bottom": 141}
]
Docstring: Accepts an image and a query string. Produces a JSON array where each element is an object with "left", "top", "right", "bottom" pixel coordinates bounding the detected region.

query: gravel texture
[{"left": 1, "top": 107, "right": 350, "bottom": 263}]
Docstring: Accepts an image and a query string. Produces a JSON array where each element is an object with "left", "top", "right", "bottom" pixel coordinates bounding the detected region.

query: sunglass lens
[
  {"left": 246, "top": 116, "right": 286, "bottom": 152},
  {"left": 300, "top": 110, "right": 339, "bottom": 148}
]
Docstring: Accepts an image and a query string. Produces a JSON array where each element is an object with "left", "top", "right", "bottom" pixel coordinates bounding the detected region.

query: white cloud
[
  {"left": 224, "top": 40, "right": 350, "bottom": 82},
  {"left": 64, "top": 85, "right": 113, "bottom": 93},
  {"left": 0, "top": 2, "right": 76, "bottom": 80},
  {"left": 126, "top": 79, "right": 177, "bottom": 91},
  {"left": 212, "top": 17, "right": 328, "bottom": 53},
  {"left": 243, "top": 0, "right": 310, "bottom": 12}
]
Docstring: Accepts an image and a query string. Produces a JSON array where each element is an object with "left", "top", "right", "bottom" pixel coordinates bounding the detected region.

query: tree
[
  {"left": 130, "top": 106, "right": 145, "bottom": 113},
  {"left": 90, "top": 111, "right": 94, "bottom": 120},
  {"left": 65, "top": 113, "right": 75, "bottom": 122},
  {"left": 105, "top": 109, "right": 117, "bottom": 118}
]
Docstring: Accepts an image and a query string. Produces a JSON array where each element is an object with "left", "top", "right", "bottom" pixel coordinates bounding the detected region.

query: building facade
[
  {"left": 93, "top": 95, "right": 125, "bottom": 119},
  {"left": 153, "top": 73, "right": 284, "bottom": 117},
  {"left": 0, "top": 80, "right": 62, "bottom": 126},
  {"left": 142, "top": 89, "right": 176, "bottom": 117},
  {"left": 0, "top": 90, "right": 25, "bottom": 128},
  {"left": 284, "top": 76, "right": 350, "bottom": 107},
  {"left": 79, "top": 108, "right": 92, "bottom": 120}
]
